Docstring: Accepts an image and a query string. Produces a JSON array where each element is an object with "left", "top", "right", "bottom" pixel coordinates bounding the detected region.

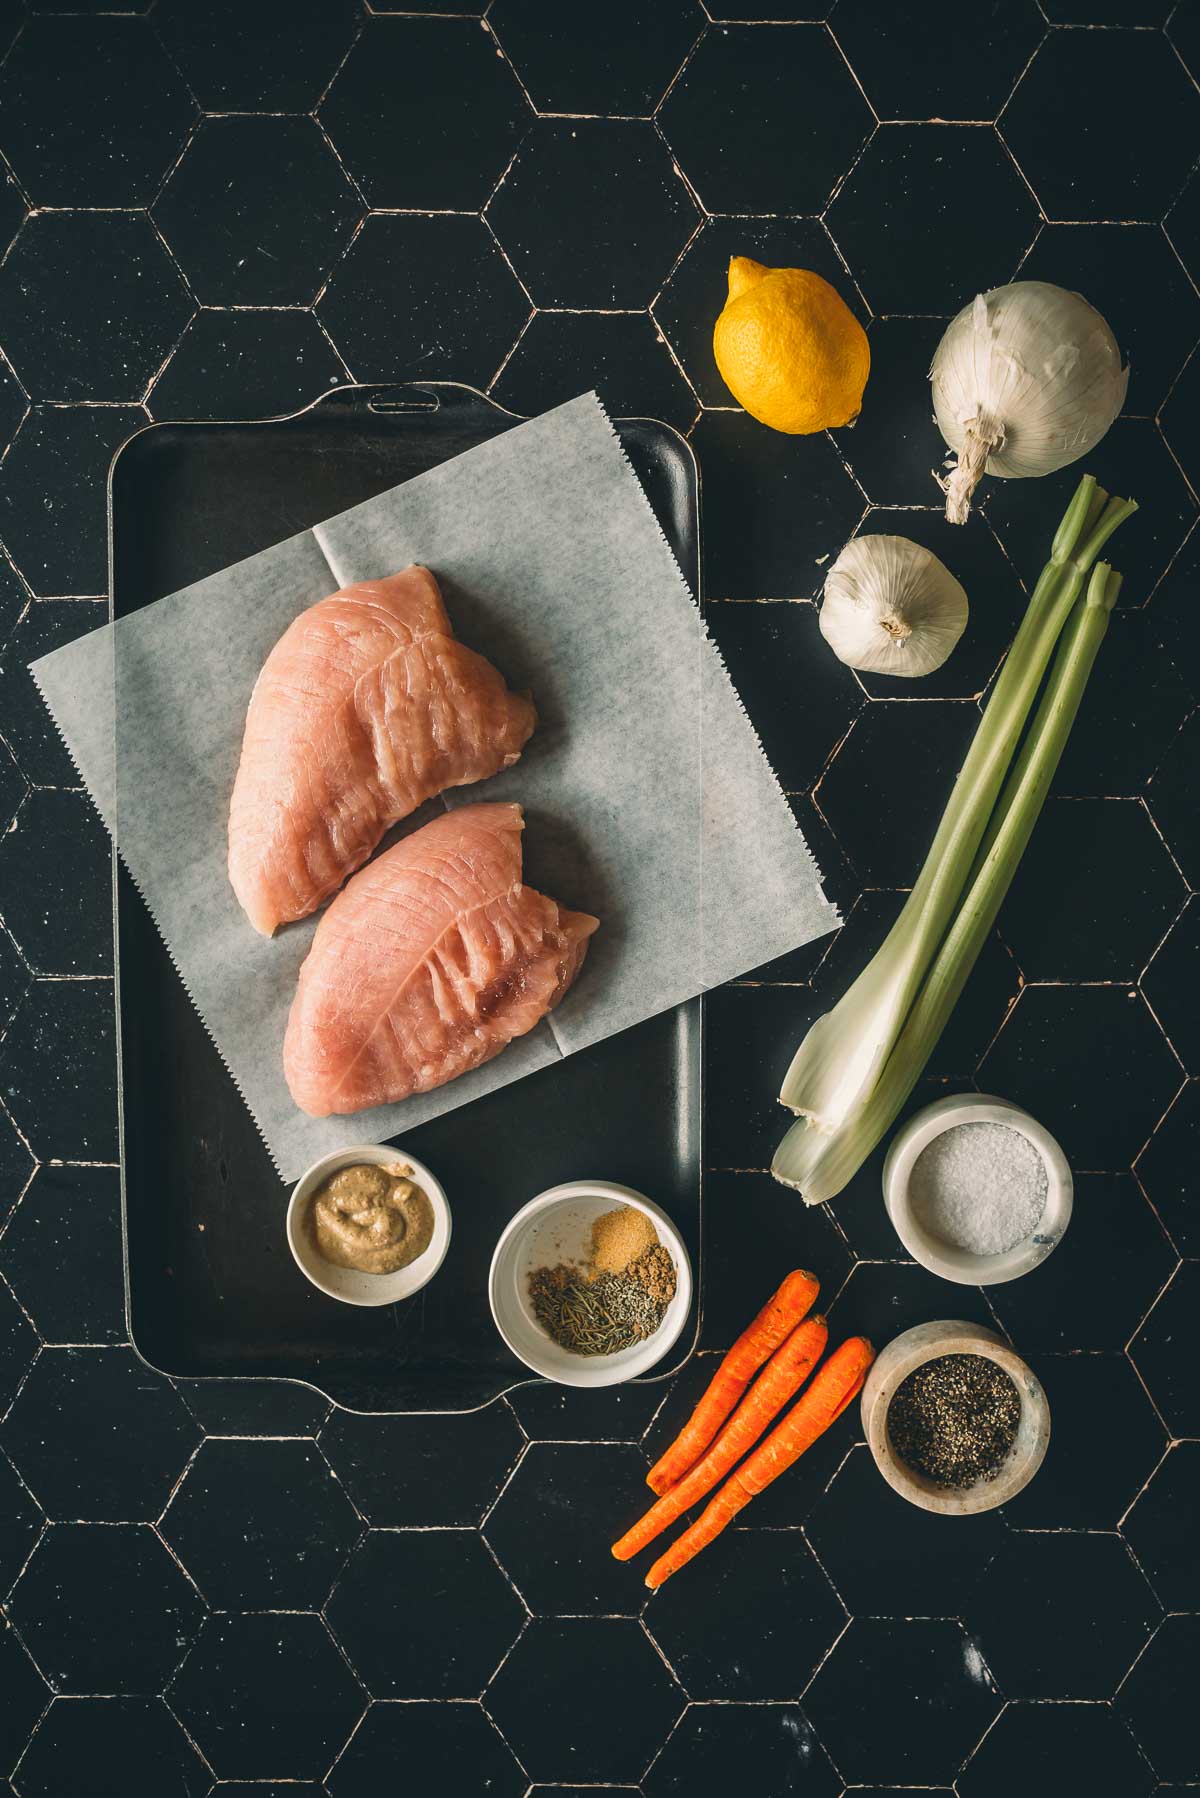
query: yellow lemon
[{"left": 713, "top": 257, "right": 870, "bottom": 434}]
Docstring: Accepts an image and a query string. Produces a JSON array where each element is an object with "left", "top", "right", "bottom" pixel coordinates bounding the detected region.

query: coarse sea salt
[{"left": 909, "top": 1121, "right": 1048, "bottom": 1258}]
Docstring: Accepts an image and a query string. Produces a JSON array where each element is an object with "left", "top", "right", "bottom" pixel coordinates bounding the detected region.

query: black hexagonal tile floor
[
  {"left": 147, "top": 310, "right": 346, "bottom": 424},
  {"left": 1001, "top": 30, "right": 1200, "bottom": 223},
  {"left": 1154, "top": 523, "right": 1200, "bottom": 706},
  {"left": 318, "top": 1402, "right": 522, "bottom": 1527},
  {"left": 1147, "top": 707, "right": 1199, "bottom": 889},
  {"left": 0, "top": 164, "right": 26, "bottom": 262},
  {"left": 317, "top": 213, "right": 530, "bottom": 387},
  {"left": 804, "top": 1618, "right": 999, "bottom": 1787},
  {"left": 1166, "top": 161, "right": 1200, "bottom": 289},
  {"left": 698, "top": 1169, "right": 850, "bottom": 1354},
  {"left": 11, "top": 1697, "right": 208, "bottom": 1798},
  {"left": 0, "top": 922, "right": 31, "bottom": 1046},
  {"left": 0, "top": 212, "right": 191, "bottom": 405},
  {"left": 0, "top": 1165, "right": 124, "bottom": 1346},
  {"left": 169, "top": 1614, "right": 364, "bottom": 1783},
  {"left": 0, "top": 412, "right": 142, "bottom": 596},
  {"left": 705, "top": 602, "right": 861, "bottom": 791},
  {"left": 485, "top": 1442, "right": 652, "bottom": 1614},
  {"left": 978, "top": 985, "right": 1182, "bottom": 1172},
  {"left": 1135, "top": 1079, "right": 1200, "bottom": 1256},
  {"left": 0, "top": 1280, "right": 36, "bottom": 1419},
  {"left": 491, "top": 309, "right": 696, "bottom": 431},
  {"left": 486, "top": 119, "right": 697, "bottom": 309},
  {"left": 1119, "top": 1616, "right": 1200, "bottom": 1784},
  {"left": 160, "top": 1439, "right": 360, "bottom": 1611},
  {"left": 1130, "top": 1260, "right": 1200, "bottom": 1438},
  {"left": 0, "top": 1449, "right": 40, "bottom": 1600},
  {"left": 0, "top": 602, "right": 107, "bottom": 782},
  {"left": 1, "top": 977, "right": 117, "bottom": 1162},
  {"left": 504, "top": 1378, "right": 666, "bottom": 1442},
  {"left": 644, "top": 1702, "right": 838, "bottom": 1797},
  {"left": 1143, "top": 895, "right": 1200, "bottom": 1072},
  {"left": 172, "top": 1375, "right": 329, "bottom": 1438},
  {"left": 155, "top": 0, "right": 360, "bottom": 112},
  {"left": 155, "top": 117, "right": 361, "bottom": 308},
  {"left": 486, "top": 1617, "right": 682, "bottom": 1785},
  {"left": 0, "top": 737, "right": 27, "bottom": 843},
  {"left": 703, "top": 983, "right": 821, "bottom": 1170},
  {"left": 647, "top": 1530, "right": 844, "bottom": 1699},
  {"left": 327, "top": 1530, "right": 524, "bottom": 1698},
  {"left": 0, "top": 789, "right": 112, "bottom": 976},
  {"left": 843, "top": 317, "right": 950, "bottom": 509},
  {"left": 0, "top": 1104, "right": 35, "bottom": 1234},
  {"left": 957, "top": 1701, "right": 1154, "bottom": 1798},
  {"left": 0, "top": 1617, "right": 48, "bottom": 1782},
  {"left": 1, "top": 1347, "right": 199, "bottom": 1522},
  {"left": 0, "top": 539, "right": 28, "bottom": 649},
  {"left": 829, "top": 0, "right": 1042, "bottom": 122},
  {"left": 327, "top": 1700, "right": 525, "bottom": 1798},
  {"left": 489, "top": 0, "right": 701, "bottom": 115},
  {"left": 830, "top": 1259, "right": 996, "bottom": 1351},
  {"left": 1003, "top": 1354, "right": 1167, "bottom": 1531},
  {"left": 321, "top": 15, "right": 528, "bottom": 210},
  {"left": 0, "top": 17, "right": 197, "bottom": 206},
  {"left": 1050, "top": 609, "right": 1193, "bottom": 800},
  {"left": 8, "top": 1523, "right": 202, "bottom": 1695},
  {"left": 827, "top": 126, "right": 1038, "bottom": 316},
  {"left": 807, "top": 1445, "right": 1003, "bottom": 1617},
  {"left": 692, "top": 409, "right": 865, "bottom": 602},
  {"left": 1123, "top": 1441, "right": 1200, "bottom": 1611}
]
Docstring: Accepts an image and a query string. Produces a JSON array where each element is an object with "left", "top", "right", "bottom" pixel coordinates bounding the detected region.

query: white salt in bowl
[{"left": 883, "top": 1094, "right": 1072, "bottom": 1287}]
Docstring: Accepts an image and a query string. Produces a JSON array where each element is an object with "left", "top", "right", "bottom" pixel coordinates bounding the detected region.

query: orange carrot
[
  {"left": 644, "top": 1335, "right": 874, "bottom": 1589},
  {"left": 614, "top": 1314, "right": 828, "bottom": 1562},
  {"left": 646, "top": 1269, "right": 820, "bottom": 1493}
]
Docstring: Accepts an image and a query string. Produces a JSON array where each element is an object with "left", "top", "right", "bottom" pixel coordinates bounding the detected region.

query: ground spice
[
  {"left": 590, "top": 1205, "right": 658, "bottom": 1276},
  {"left": 529, "top": 1210, "right": 678, "bottom": 1357},
  {"left": 888, "top": 1353, "right": 1020, "bottom": 1490}
]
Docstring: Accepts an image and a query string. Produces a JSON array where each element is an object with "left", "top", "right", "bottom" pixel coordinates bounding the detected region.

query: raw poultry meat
[
  {"left": 283, "top": 802, "right": 598, "bottom": 1116},
  {"left": 228, "top": 566, "right": 536, "bottom": 935}
]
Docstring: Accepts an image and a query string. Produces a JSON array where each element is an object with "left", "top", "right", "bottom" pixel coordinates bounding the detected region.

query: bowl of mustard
[{"left": 286, "top": 1144, "right": 451, "bottom": 1307}]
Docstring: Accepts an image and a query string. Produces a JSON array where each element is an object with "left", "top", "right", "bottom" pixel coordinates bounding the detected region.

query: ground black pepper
[{"left": 888, "top": 1353, "right": 1021, "bottom": 1489}]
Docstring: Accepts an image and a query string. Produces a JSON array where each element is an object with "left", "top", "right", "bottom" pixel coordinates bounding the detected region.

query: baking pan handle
[{"left": 312, "top": 382, "right": 444, "bottom": 415}]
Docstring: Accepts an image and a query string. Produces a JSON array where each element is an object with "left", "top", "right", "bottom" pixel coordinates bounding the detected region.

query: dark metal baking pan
[{"left": 109, "top": 382, "right": 703, "bottom": 1412}]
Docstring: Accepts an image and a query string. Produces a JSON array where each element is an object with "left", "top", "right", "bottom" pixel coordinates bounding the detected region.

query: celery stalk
[{"left": 774, "top": 561, "right": 1122, "bottom": 1201}]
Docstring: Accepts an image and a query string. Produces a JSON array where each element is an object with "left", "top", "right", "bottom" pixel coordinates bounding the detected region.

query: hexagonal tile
[
  {"left": 692, "top": 409, "right": 865, "bottom": 601},
  {"left": 830, "top": 1260, "right": 996, "bottom": 1350},
  {"left": 705, "top": 602, "right": 861, "bottom": 790},
  {"left": 491, "top": 310, "right": 696, "bottom": 431},
  {"left": 1130, "top": 1260, "right": 1200, "bottom": 1436},
  {"left": 958, "top": 1702, "right": 1154, "bottom": 1798},
  {"left": 1002, "top": 1355, "right": 1167, "bottom": 1531},
  {"left": 154, "top": 117, "right": 361, "bottom": 307},
  {"left": 827, "top": 126, "right": 1037, "bottom": 316},
  {"left": 327, "top": 1530, "right": 523, "bottom": 1697},
  {"left": 155, "top": 0, "right": 360, "bottom": 112},
  {"left": 806, "top": 1444, "right": 1003, "bottom": 1617},
  {"left": 644, "top": 1703, "right": 838, "bottom": 1797},
  {"left": 0, "top": 352, "right": 29, "bottom": 460},
  {"left": 0, "top": 922, "right": 31, "bottom": 1046},
  {"left": 12, "top": 1696, "right": 208, "bottom": 1798},
  {"left": 0, "top": 162, "right": 25, "bottom": 261},
  {"left": 1123, "top": 1440, "right": 1200, "bottom": 1610},
  {"left": 0, "top": 212, "right": 191, "bottom": 405},
  {"left": 1143, "top": 896, "right": 1200, "bottom": 1071},
  {"left": 0, "top": 1166, "right": 124, "bottom": 1346},
  {"left": 316, "top": 213, "right": 530, "bottom": 387},
  {"left": 0, "top": 737, "right": 28, "bottom": 842},
  {"left": 1166, "top": 162, "right": 1200, "bottom": 286},
  {"left": 0, "top": 17, "right": 197, "bottom": 206},
  {"left": 703, "top": 983, "right": 821, "bottom": 1170},
  {"left": 1154, "top": 524, "right": 1200, "bottom": 706},
  {"left": 0, "top": 413, "right": 142, "bottom": 597},
  {"left": 486, "top": 119, "right": 697, "bottom": 308},
  {"left": 489, "top": 0, "right": 701, "bottom": 115},
  {"left": 842, "top": 316, "right": 948, "bottom": 508},
  {"left": 0, "top": 789, "right": 111, "bottom": 976},
  {"left": 485, "top": 1442, "right": 652, "bottom": 1614},
  {"left": 147, "top": 309, "right": 346, "bottom": 425},
  {"left": 804, "top": 1618, "right": 999, "bottom": 1786},
  {"left": 1, "top": 978, "right": 116, "bottom": 1163},
  {"left": 698, "top": 1170, "right": 850, "bottom": 1355},
  {"left": 0, "top": 1448, "right": 40, "bottom": 1600},
  {"left": 486, "top": 1617, "right": 682, "bottom": 1785},
  {"left": 0, "top": 1101, "right": 35, "bottom": 1233},
  {"left": 160, "top": 1439, "right": 359, "bottom": 1611},
  {"left": 0, "top": 1347, "right": 199, "bottom": 1522},
  {"left": 9, "top": 1524, "right": 202, "bottom": 1694},
  {"left": 815, "top": 701, "right": 978, "bottom": 888},
  {"left": 327, "top": 1700, "right": 525, "bottom": 1797},
  {"left": 1050, "top": 610, "right": 1193, "bottom": 800},
  {"left": 830, "top": 0, "right": 1042, "bottom": 121},
  {"left": 318, "top": 1402, "right": 522, "bottom": 1527},
  {"left": 321, "top": 16, "right": 528, "bottom": 210},
  {"left": 0, "top": 1617, "right": 48, "bottom": 1781},
  {"left": 172, "top": 1375, "right": 329, "bottom": 1438},
  {"left": 0, "top": 603, "right": 107, "bottom": 782},
  {"left": 1135, "top": 1079, "right": 1200, "bottom": 1255},
  {"left": 1001, "top": 31, "right": 1199, "bottom": 223},
  {"left": 970, "top": 1532, "right": 1158, "bottom": 1699},
  {"left": 169, "top": 1614, "right": 364, "bottom": 1782},
  {"left": 1147, "top": 708, "right": 1199, "bottom": 888},
  {"left": 1019, "top": 225, "right": 1196, "bottom": 418},
  {"left": 988, "top": 1173, "right": 1175, "bottom": 1352},
  {"left": 1119, "top": 1617, "right": 1200, "bottom": 1783},
  {"left": 977, "top": 986, "right": 1182, "bottom": 1171},
  {"left": 506, "top": 1377, "right": 666, "bottom": 1442},
  {"left": 0, "top": 1280, "right": 37, "bottom": 1416}
]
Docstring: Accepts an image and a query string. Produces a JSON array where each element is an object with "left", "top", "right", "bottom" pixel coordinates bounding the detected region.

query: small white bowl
[
  {"left": 489, "top": 1181, "right": 693, "bottom": 1388},
  {"left": 883, "top": 1093, "right": 1072, "bottom": 1286},
  {"left": 286, "top": 1144, "right": 451, "bottom": 1307}
]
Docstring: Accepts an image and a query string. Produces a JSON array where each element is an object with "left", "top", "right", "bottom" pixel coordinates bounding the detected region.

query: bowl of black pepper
[{"left": 861, "top": 1320, "right": 1050, "bottom": 1514}]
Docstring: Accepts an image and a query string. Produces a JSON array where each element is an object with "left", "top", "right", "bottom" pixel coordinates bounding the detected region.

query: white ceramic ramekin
[
  {"left": 286, "top": 1144, "right": 451, "bottom": 1307},
  {"left": 489, "top": 1180, "right": 692, "bottom": 1388}
]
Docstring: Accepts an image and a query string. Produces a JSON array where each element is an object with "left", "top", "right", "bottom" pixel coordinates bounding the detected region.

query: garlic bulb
[
  {"left": 819, "top": 535, "right": 968, "bottom": 678},
  {"left": 931, "top": 281, "right": 1128, "bottom": 525}
]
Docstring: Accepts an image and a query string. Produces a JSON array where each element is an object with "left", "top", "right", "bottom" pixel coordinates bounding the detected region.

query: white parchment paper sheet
[{"left": 32, "top": 394, "right": 838, "bottom": 1177}]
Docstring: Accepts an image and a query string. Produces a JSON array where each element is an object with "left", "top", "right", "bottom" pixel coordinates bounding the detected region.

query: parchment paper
[{"left": 32, "top": 394, "right": 838, "bottom": 1177}]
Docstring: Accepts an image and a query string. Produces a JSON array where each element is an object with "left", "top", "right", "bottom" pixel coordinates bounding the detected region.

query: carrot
[
  {"left": 614, "top": 1314, "right": 828, "bottom": 1562},
  {"left": 646, "top": 1268, "right": 820, "bottom": 1494},
  {"left": 644, "top": 1335, "right": 874, "bottom": 1589}
]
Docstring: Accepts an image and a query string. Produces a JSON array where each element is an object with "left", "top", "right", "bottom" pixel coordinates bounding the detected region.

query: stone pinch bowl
[{"left": 861, "top": 1319, "right": 1050, "bottom": 1516}]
